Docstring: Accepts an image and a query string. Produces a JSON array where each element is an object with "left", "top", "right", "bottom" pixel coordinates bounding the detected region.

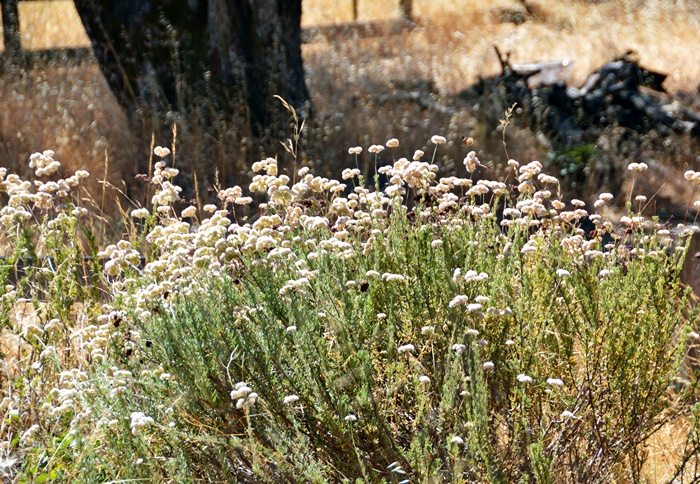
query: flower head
[
  {"left": 628, "top": 162, "right": 648, "bottom": 172},
  {"left": 398, "top": 344, "right": 415, "bottom": 353},
  {"left": 517, "top": 374, "right": 533, "bottom": 383},
  {"left": 131, "top": 208, "right": 149, "bottom": 219},
  {"left": 154, "top": 146, "right": 171, "bottom": 158},
  {"left": 546, "top": 378, "right": 564, "bottom": 387},
  {"left": 449, "top": 295, "right": 468, "bottom": 308}
]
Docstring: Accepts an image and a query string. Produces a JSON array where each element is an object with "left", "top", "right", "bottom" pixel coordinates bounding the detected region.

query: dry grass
[
  {"left": 0, "top": 63, "right": 138, "bottom": 211},
  {"left": 643, "top": 416, "right": 698, "bottom": 483},
  {"left": 303, "top": 0, "right": 700, "bottom": 93},
  {"left": 17, "top": 1, "right": 90, "bottom": 51},
  {"left": 0, "top": 1, "right": 699, "bottom": 211}
]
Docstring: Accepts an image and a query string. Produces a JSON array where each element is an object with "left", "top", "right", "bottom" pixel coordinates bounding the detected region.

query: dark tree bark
[
  {"left": 73, "top": 0, "right": 310, "bottom": 136},
  {"left": 2, "top": 0, "right": 22, "bottom": 68}
]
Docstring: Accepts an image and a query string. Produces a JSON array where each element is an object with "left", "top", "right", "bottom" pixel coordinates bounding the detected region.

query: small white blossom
[
  {"left": 181, "top": 206, "right": 197, "bottom": 218},
  {"left": 452, "top": 344, "right": 467, "bottom": 354},
  {"left": 382, "top": 273, "right": 406, "bottom": 282},
  {"left": 130, "top": 412, "right": 154, "bottom": 436},
  {"left": 131, "top": 208, "right": 149, "bottom": 219},
  {"left": 628, "top": 162, "right": 648, "bottom": 172},
  {"left": 154, "top": 146, "right": 171, "bottom": 158},
  {"left": 398, "top": 344, "right": 415, "bottom": 353},
  {"left": 449, "top": 295, "right": 468, "bottom": 308},
  {"left": 230, "top": 382, "right": 253, "bottom": 400}
]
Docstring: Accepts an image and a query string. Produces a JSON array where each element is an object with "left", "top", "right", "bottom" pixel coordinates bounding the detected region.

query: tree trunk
[
  {"left": 73, "top": 0, "right": 310, "bottom": 137},
  {"left": 2, "top": 0, "right": 22, "bottom": 69},
  {"left": 217, "top": 0, "right": 310, "bottom": 136}
]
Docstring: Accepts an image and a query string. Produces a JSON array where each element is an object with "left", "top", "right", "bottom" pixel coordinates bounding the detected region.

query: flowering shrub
[{"left": 1, "top": 140, "right": 700, "bottom": 482}]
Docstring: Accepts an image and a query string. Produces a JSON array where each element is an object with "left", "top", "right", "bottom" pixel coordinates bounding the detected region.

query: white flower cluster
[
  {"left": 151, "top": 161, "right": 182, "bottom": 207},
  {"left": 0, "top": 153, "right": 91, "bottom": 227},
  {"left": 29, "top": 150, "right": 61, "bottom": 177},
  {"left": 41, "top": 368, "right": 89, "bottom": 418},
  {"left": 231, "top": 381, "right": 259, "bottom": 410},
  {"left": 462, "top": 270, "right": 488, "bottom": 283},
  {"left": 99, "top": 240, "right": 142, "bottom": 276},
  {"left": 378, "top": 157, "right": 438, "bottom": 192},
  {"left": 627, "top": 162, "right": 648, "bottom": 172},
  {"left": 130, "top": 411, "right": 154, "bottom": 436},
  {"left": 449, "top": 295, "right": 468, "bottom": 308}
]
